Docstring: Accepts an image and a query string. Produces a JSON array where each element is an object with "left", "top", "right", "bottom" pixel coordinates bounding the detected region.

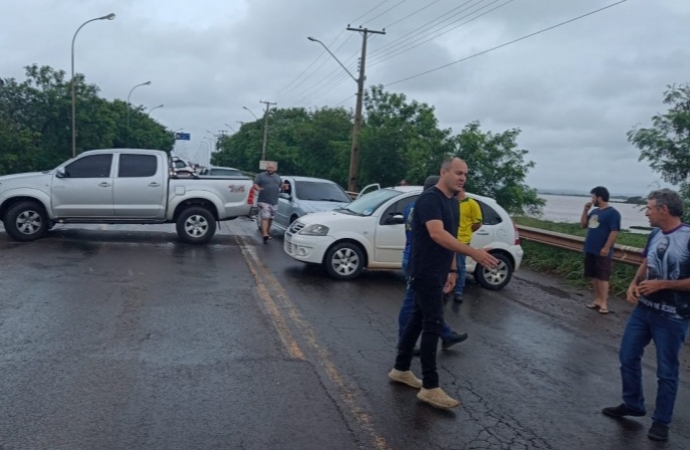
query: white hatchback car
[{"left": 283, "top": 186, "right": 524, "bottom": 290}]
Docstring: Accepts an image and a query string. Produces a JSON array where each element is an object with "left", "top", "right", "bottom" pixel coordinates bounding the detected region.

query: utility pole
[
  {"left": 346, "top": 26, "right": 385, "bottom": 193},
  {"left": 259, "top": 100, "right": 276, "bottom": 161}
]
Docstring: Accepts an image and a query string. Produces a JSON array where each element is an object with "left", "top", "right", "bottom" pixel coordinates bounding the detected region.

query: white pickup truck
[{"left": 0, "top": 149, "right": 256, "bottom": 244}]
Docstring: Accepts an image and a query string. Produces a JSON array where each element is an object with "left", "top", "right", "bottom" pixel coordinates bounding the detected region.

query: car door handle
[
  {"left": 475, "top": 231, "right": 490, "bottom": 235},
  {"left": 148, "top": 182, "right": 161, "bottom": 187},
  {"left": 98, "top": 182, "right": 111, "bottom": 187}
]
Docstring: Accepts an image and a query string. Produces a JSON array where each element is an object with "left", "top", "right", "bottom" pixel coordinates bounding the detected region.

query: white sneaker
[
  {"left": 417, "top": 387, "right": 460, "bottom": 409},
  {"left": 388, "top": 369, "right": 423, "bottom": 389}
]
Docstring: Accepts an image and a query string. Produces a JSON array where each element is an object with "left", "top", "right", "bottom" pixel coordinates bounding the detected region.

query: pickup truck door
[
  {"left": 374, "top": 194, "right": 418, "bottom": 264},
  {"left": 113, "top": 153, "right": 166, "bottom": 218},
  {"left": 51, "top": 153, "right": 115, "bottom": 217}
]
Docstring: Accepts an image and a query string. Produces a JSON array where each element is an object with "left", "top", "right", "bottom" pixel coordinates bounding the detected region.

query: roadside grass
[{"left": 512, "top": 217, "right": 647, "bottom": 298}]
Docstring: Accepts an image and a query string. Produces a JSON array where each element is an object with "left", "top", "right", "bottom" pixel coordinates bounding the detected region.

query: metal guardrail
[{"left": 516, "top": 225, "right": 645, "bottom": 266}]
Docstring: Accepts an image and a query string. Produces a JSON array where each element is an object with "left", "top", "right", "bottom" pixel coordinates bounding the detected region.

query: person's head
[
  {"left": 266, "top": 162, "right": 276, "bottom": 175},
  {"left": 590, "top": 186, "right": 610, "bottom": 206},
  {"left": 423, "top": 175, "right": 440, "bottom": 191},
  {"left": 399, "top": 179, "right": 408, "bottom": 186},
  {"left": 456, "top": 186, "right": 466, "bottom": 200},
  {"left": 438, "top": 157, "right": 468, "bottom": 195},
  {"left": 646, "top": 188, "right": 684, "bottom": 228}
]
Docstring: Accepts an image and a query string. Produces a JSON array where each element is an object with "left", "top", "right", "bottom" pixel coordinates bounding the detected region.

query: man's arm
[
  {"left": 626, "top": 259, "right": 647, "bottom": 305},
  {"left": 601, "top": 231, "right": 619, "bottom": 256},
  {"left": 580, "top": 202, "right": 592, "bottom": 228},
  {"left": 426, "top": 220, "right": 498, "bottom": 268}
]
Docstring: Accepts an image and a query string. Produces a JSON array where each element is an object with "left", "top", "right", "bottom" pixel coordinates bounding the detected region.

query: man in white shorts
[{"left": 253, "top": 162, "right": 285, "bottom": 243}]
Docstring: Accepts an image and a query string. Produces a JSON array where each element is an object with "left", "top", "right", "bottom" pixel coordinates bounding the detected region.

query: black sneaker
[
  {"left": 602, "top": 403, "right": 646, "bottom": 418},
  {"left": 442, "top": 331, "right": 468, "bottom": 349},
  {"left": 648, "top": 421, "right": 669, "bottom": 441},
  {"left": 453, "top": 293, "right": 464, "bottom": 304}
]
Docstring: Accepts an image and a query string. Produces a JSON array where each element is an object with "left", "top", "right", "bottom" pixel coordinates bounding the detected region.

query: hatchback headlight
[{"left": 299, "top": 224, "right": 329, "bottom": 236}]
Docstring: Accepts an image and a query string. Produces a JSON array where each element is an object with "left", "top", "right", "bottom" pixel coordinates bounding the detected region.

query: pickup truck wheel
[
  {"left": 475, "top": 253, "right": 513, "bottom": 290},
  {"left": 176, "top": 207, "right": 216, "bottom": 244},
  {"left": 3, "top": 201, "right": 49, "bottom": 242},
  {"left": 325, "top": 242, "right": 365, "bottom": 280}
]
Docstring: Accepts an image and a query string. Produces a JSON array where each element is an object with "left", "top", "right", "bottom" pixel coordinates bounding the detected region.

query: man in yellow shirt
[{"left": 453, "top": 187, "right": 483, "bottom": 303}]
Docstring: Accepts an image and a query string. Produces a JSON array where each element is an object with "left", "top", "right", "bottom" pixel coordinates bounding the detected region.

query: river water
[{"left": 530, "top": 194, "right": 649, "bottom": 230}]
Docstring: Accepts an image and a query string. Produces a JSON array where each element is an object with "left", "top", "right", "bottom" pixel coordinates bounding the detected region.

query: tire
[
  {"left": 475, "top": 252, "right": 513, "bottom": 290},
  {"left": 3, "top": 200, "right": 49, "bottom": 242},
  {"left": 176, "top": 207, "right": 216, "bottom": 244},
  {"left": 324, "top": 242, "right": 365, "bottom": 280}
]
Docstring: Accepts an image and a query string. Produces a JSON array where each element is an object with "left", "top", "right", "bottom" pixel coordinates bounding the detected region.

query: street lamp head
[
  {"left": 102, "top": 13, "right": 116, "bottom": 20},
  {"left": 143, "top": 81, "right": 151, "bottom": 85}
]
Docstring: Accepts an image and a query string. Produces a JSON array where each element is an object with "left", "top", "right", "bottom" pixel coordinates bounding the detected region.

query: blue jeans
[
  {"left": 619, "top": 306, "right": 689, "bottom": 426},
  {"left": 454, "top": 253, "right": 467, "bottom": 296},
  {"left": 398, "top": 259, "right": 451, "bottom": 341}
]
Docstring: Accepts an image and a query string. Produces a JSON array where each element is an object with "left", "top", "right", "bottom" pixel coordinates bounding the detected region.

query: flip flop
[
  {"left": 586, "top": 303, "right": 601, "bottom": 310},
  {"left": 599, "top": 308, "right": 610, "bottom": 314}
]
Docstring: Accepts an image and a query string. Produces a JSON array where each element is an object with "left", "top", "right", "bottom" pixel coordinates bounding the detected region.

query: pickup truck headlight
[{"left": 299, "top": 224, "right": 329, "bottom": 236}]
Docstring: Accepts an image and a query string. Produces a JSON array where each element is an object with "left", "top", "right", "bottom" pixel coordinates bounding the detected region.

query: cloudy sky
[{"left": 2, "top": 0, "right": 689, "bottom": 196}]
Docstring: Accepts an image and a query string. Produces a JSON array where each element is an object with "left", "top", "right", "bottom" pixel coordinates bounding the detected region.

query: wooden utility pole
[
  {"left": 259, "top": 100, "right": 276, "bottom": 161},
  {"left": 346, "top": 26, "right": 385, "bottom": 193}
]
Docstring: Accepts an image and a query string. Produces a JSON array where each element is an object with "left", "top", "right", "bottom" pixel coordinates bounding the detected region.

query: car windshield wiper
[
  {"left": 315, "top": 198, "right": 349, "bottom": 202},
  {"left": 340, "top": 207, "right": 363, "bottom": 216}
]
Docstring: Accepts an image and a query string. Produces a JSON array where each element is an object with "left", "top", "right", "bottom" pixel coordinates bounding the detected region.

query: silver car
[{"left": 268, "top": 176, "right": 352, "bottom": 232}]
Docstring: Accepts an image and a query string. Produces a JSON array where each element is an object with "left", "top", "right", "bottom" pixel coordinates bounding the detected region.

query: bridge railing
[{"left": 516, "top": 225, "right": 644, "bottom": 266}]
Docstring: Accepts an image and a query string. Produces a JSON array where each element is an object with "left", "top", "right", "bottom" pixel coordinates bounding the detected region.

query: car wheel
[
  {"left": 176, "top": 207, "right": 216, "bottom": 244},
  {"left": 475, "top": 252, "right": 513, "bottom": 290},
  {"left": 3, "top": 200, "right": 49, "bottom": 242},
  {"left": 325, "top": 242, "right": 365, "bottom": 280}
]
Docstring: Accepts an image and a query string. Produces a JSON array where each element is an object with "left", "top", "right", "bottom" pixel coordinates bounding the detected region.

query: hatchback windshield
[
  {"left": 345, "top": 189, "right": 402, "bottom": 216},
  {"left": 294, "top": 181, "right": 351, "bottom": 203}
]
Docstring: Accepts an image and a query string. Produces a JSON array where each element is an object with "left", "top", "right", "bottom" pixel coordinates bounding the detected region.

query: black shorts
[{"left": 584, "top": 253, "right": 612, "bottom": 281}]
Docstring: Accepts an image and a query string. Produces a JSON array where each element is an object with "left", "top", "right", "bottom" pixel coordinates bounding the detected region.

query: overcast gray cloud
[{"left": 2, "top": 0, "right": 689, "bottom": 196}]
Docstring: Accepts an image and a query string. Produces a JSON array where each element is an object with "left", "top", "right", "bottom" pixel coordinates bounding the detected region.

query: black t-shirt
[{"left": 409, "top": 186, "right": 459, "bottom": 282}]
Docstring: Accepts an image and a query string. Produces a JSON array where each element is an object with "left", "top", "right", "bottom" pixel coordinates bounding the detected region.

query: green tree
[
  {"left": 452, "top": 121, "right": 544, "bottom": 215},
  {"left": 0, "top": 64, "right": 174, "bottom": 176},
  {"left": 628, "top": 83, "right": 690, "bottom": 207}
]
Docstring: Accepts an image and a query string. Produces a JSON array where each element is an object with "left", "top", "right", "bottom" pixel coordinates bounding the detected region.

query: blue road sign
[{"left": 175, "top": 132, "right": 191, "bottom": 141}]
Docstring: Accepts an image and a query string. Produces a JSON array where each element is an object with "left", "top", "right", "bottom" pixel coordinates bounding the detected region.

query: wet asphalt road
[{"left": 0, "top": 220, "right": 688, "bottom": 450}]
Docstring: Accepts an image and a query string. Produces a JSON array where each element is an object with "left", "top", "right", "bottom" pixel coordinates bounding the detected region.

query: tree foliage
[
  {"left": 0, "top": 65, "right": 174, "bottom": 175},
  {"left": 214, "top": 85, "right": 543, "bottom": 214},
  {"left": 628, "top": 84, "right": 690, "bottom": 204}
]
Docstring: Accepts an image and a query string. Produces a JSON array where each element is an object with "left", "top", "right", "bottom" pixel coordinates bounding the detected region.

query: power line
[
  {"left": 370, "top": 0, "right": 514, "bottom": 67},
  {"left": 383, "top": 0, "right": 444, "bottom": 29},
  {"left": 336, "top": 94, "right": 356, "bottom": 106},
  {"left": 368, "top": 0, "right": 480, "bottom": 58},
  {"left": 363, "top": 0, "right": 408, "bottom": 26},
  {"left": 350, "top": 0, "right": 390, "bottom": 25},
  {"left": 384, "top": 0, "right": 628, "bottom": 87}
]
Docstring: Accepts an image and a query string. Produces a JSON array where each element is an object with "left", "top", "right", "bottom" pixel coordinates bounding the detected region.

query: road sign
[{"left": 175, "top": 132, "right": 191, "bottom": 141}]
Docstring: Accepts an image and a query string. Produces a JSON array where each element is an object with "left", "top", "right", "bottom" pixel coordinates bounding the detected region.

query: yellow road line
[{"left": 234, "top": 233, "right": 392, "bottom": 450}]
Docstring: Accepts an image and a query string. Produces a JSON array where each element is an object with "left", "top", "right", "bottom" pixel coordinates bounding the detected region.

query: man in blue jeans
[
  {"left": 602, "top": 189, "right": 690, "bottom": 442},
  {"left": 397, "top": 176, "right": 468, "bottom": 352}
]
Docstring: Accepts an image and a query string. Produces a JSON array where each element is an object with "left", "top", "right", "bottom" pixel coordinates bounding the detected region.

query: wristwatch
[{"left": 449, "top": 269, "right": 457, "bottom": 273}]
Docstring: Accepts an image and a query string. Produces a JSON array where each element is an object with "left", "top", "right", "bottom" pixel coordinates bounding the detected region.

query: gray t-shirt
[{"left": 254, "top": 172, "right": 282, "bottom": 205}]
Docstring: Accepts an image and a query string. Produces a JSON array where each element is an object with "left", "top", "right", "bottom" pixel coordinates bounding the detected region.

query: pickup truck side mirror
[{"left": 55, "top": 170, "right": 67, "bottom": 178}]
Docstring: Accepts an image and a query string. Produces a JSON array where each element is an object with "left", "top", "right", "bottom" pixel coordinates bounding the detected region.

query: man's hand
[
  {"left": 584, "top": 202, "right": 592, "bottom": 210},
  {"left": 638, "top": 279, "right": 665, "bottom": 296},
  {"left": 473, "top": 249, "right": 499, "bottom": 270},
  {"left": 600, "top": 247, "right": 610, "bottom": 257},
  {"left": 444, "top": 273, "right": 457, "bottom": 293},
  {"left": 626, "top": 283, "right": 640, "bottom": 305}
]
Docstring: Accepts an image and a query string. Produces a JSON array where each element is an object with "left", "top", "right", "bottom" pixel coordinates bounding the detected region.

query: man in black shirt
[{"left": 388, "top": 158, "right": 499, "bottom": 409}]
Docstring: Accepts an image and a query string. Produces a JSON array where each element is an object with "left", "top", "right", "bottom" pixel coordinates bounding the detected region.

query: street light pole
[
  {"left": 308, "top": 27, "right": 385, "bottom": 192},
  {"left": 126, "top": 80, "right": 151, "bottom": 147},
  {"left": 242, "top": 106, "right": 259, "bottom": 121},
  {"left": 71, "top": 13, "right": 116, "bottom": 158},
  {"left": 147, "top": 104, "right": 164, "bottom": 114}
]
